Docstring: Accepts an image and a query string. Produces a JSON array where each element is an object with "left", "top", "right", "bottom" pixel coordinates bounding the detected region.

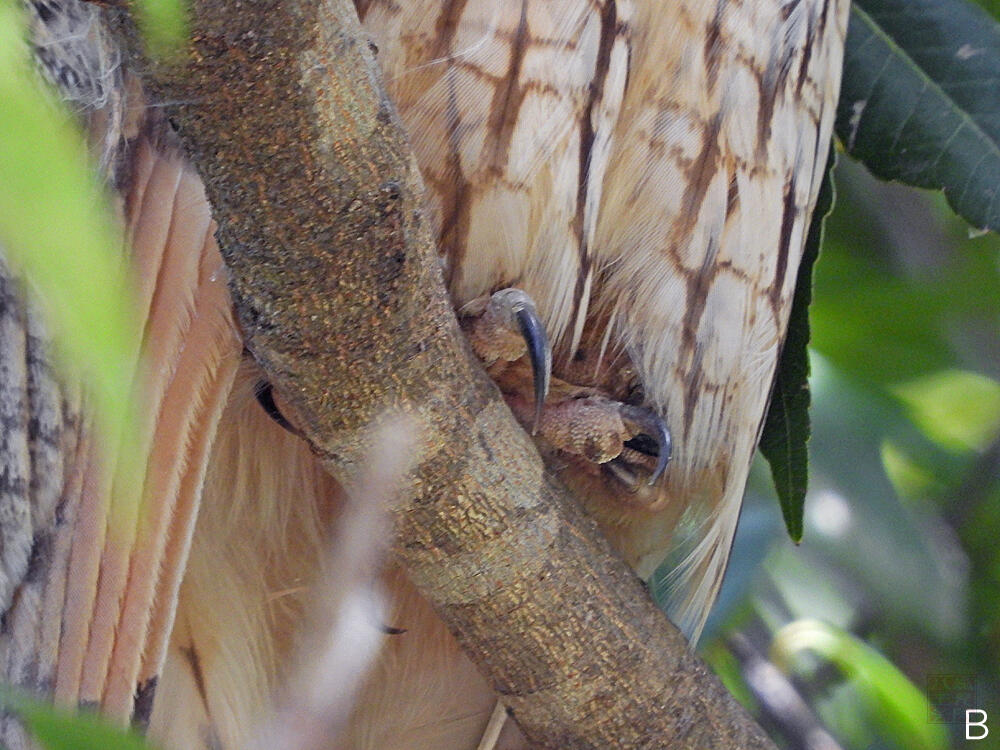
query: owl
[{"left": 1, "top": 0, "right": 848, "bottom": 748}]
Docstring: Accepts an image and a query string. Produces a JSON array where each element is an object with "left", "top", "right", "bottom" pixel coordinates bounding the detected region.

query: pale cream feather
[
  {"left": 150, "top": 367, "right": 529, "bottom": 749},
  {"left": 591, "top": 0, "right": 850, "bottom": 638}
]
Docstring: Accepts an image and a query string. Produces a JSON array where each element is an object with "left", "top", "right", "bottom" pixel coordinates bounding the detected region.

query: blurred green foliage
[
  {"left": 0, "top": 0, "right": 137, "bottom": 460},
  {"left": 0, "top": 2, "right": 185, "bottom": 748},
  {"left": 137, "top": 0, "right": 188, "bottom": 59},
  {"left": 0, "top": 687, "right": 156, "bottom": 750},
  {"left": 772, "top": 619, "right": 949, "bottom": 750},
  {"left": 707, "top": 150, "right": 1000, "bottom": 750}
]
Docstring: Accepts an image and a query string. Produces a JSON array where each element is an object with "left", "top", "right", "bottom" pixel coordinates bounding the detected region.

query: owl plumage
[
  {"left": 3, "top": 0, "right": 848, "bottom": 747},
  {"left": 361, "top": 0, "right": 847, "bottom": 638}
]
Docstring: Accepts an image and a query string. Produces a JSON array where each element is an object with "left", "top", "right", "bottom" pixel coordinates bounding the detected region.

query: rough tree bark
[{"left": 113, "top": 0, "right": 778, "bottom": 747}]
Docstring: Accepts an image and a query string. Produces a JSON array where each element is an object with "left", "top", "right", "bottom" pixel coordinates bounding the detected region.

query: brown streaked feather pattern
[
  {"left": 363, "top": 0, "right": 848, "bottom": 639},
  {"left": 591, "top": 0, "right": 848, "bottom": 638},
  {"left": 361, "top": 0, "right": 631, "bottom": 351}
]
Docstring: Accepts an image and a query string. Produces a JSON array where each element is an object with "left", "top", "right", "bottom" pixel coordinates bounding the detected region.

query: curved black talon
[
  {"left": 255, "top": 381, "right": 303, "bottom": 437},
  {"left": 618, "top": 404, "right": 672, "bottom": 484},
  {"left": 514, "top": 304, "right": 551, "bottom": 435},
  {"left": 489, "top": 288, "right": 551, "bottom": 435}
]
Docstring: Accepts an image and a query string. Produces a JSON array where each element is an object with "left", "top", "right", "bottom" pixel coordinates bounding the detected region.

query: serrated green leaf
[
  {"left": 0, "top": 686, "right": 155, "bottom": 750},
  {"left": 759, "top": 151, "right": 836, "bottom": 543},
  {"left": 838, "top": 0, "right": 1000, "bottom": 231}
]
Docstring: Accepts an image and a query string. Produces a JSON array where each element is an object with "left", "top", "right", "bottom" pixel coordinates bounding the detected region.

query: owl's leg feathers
[{"left": 462, "top": 289, "right": 551, "bottom": 434}]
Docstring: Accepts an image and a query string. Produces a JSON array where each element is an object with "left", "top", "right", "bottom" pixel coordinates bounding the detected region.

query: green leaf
[
  {"left": 838, "top": 0, "right": 1000, "bottom": 231},
  {"left": 136, "top": 0, "right": 189, "bottom": 59},
  {"left": 771, "top": 619, "right": 950, "bottom": 750},
  {"left": 0, "top": 687, "right": 155, "bottom": 750},
  {"left": 810, "top": 251, "right": 956, "bottom": 383},
  {"left": 0, "top": 2, "right": 136, "bottom": 446},
  {"left": 893, "top": 369, "right": 1000, "bottom": 453},
  {"left": 970, "top": 0, "right": 1000, "bottom": 22},
  {"left": 0, "top": 4, "right": 146, "bottom": 537},
  {"left": 975, "top": 0, "right": 1000, "bottom": 19},
  {"left": 759, "top": 151, "right": 836, "bottom": 543}
]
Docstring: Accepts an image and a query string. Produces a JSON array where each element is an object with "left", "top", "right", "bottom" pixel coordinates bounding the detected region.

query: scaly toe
[
  {"left": 540, "top": 396, "right": 627, "bottom": 464},
  {"left": 527, "top": 391, "right": 671, "bottom": 488}
]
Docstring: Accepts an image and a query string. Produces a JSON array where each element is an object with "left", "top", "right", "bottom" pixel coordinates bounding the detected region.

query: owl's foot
[
  {"left": 460, "top": 288, "right": 551, "bottom": 433},
  {"left": 461, "top": 290, "right": 670, "bottom": 488},
  {"left": 536, "top": 392, "right": 671, "bottom": 487},
  {"left": 496, "top": 363, "right": 671, "bottom": 488}
]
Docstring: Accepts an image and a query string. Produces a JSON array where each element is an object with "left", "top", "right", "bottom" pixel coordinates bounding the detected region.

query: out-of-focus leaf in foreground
[
  {"left": 839, "top": 0, "right": 1000, "bottom": 231},
  {"left": 0, "top": 4, "right": 142, "bottom": 507},
  {"left": 894, "top": 370, "right": 1000, "bottom": 453},
  {"left": 136, "top": 0, "right": 188, "bottom": 59},
  {"left": 772, "top": 619, "right": 950, "bottom": 750},
  {"left": 0, "top": 686, "right": 155, "bottom": 750}
]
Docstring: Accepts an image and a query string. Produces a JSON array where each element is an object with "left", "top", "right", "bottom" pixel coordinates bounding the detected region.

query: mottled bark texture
[{"left": 115, "top": 1, "right": 777, "bottom": 747}]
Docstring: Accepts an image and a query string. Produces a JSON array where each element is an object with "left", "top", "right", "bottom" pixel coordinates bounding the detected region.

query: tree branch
[{"left": 117, "top": 1, "right": 776, "bottom": 746}]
